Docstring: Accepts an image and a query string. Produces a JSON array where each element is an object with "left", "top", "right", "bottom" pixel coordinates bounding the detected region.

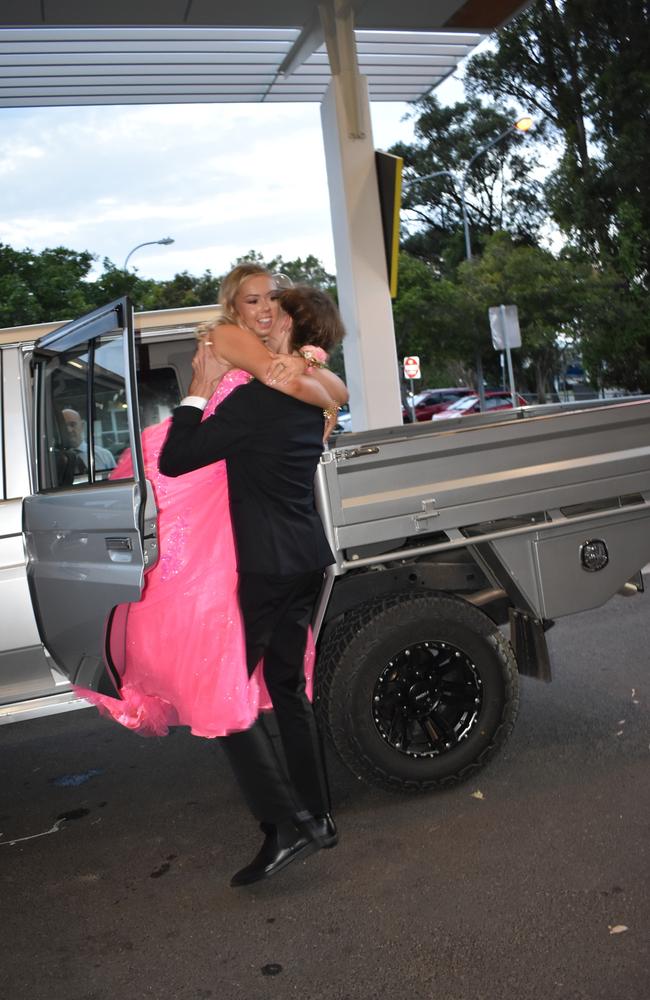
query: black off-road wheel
[{"left": 315, "top": 592, "right": 519, "bottom": 793}]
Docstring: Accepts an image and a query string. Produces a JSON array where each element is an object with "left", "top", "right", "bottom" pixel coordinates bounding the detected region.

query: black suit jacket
[{"left": 158, "top": 380, "right": 334, "bottom": 575}]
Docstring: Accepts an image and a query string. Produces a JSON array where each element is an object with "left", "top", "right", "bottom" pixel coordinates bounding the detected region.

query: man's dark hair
[{"left": 278, "top": 286, "right": 346, "bottom": 353}]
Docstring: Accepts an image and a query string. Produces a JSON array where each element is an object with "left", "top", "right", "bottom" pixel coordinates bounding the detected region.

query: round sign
[{"left": 403, "top": 355, "right": 420, "bottom": 379}]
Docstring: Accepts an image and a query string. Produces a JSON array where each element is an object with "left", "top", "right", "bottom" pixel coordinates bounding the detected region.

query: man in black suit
[{"left": 159, "top": 286, "right": 345, "bottom": 886}]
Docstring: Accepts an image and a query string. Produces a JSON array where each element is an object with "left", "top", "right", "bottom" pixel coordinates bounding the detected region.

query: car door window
[
  {"left": 38, "top": 333, "right": 135, "bottom": 490},
  {"left": 484, "top": 395, "right": 508, "bottom": 410},
  {"left": 135, "top": 343, "right": 184, "bottom": 428}
]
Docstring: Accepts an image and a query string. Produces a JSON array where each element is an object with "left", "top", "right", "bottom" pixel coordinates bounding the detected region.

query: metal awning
[
  {"left": 0, "top": 1, "right": 527, "bottom": 109},
  {"left": 0, "top": 26, "right": 483, "bottom": 106}
]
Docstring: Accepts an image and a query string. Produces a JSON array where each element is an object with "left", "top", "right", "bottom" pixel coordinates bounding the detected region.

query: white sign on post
[
  {"left": 488, "top": 304, "right": 520, "bottom": 408},
  {"left": 403, "top": 355, "right": 420, "bottom": 379},
  {"left": 488, "top": 305, "right": 521, "bottom": 349}
]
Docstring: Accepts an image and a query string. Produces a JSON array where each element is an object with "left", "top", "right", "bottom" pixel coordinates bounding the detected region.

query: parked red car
[
  {"left": 402, "top": 386, "right": 473, "bottom": 422},
  {"left": 431, "top": 391, "right": 529, "bottom": 420}
]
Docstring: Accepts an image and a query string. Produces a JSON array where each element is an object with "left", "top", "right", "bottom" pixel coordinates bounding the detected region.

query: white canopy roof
[{"left": 0, "top": 1, "right": 527, "bottom": 108}]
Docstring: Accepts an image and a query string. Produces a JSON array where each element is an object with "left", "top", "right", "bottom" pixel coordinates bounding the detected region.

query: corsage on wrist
[{"left": 299, "top": 345, "right": 329, "bottom": 371}]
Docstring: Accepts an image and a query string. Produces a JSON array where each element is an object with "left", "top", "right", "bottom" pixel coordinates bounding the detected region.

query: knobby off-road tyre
[{"left": 315, "top": 592, "right": 519, "bottom": 793}]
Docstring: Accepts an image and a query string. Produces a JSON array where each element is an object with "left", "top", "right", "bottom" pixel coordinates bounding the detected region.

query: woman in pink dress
[{"left": 80, "top": 264, "right": 347, "bottom": 738}]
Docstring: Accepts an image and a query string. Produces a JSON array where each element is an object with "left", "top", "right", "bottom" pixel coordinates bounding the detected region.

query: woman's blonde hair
[
  {"left": 217, "top": 262, "right": 273, "bottom": 326},
  {"left": 195, "top": 262, "right": 274, "bottom": 341}
]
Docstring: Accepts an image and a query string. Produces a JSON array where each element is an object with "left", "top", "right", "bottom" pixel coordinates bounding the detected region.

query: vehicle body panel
[{"left": 318, "top": 397, "right": 650, "bottom": 622}]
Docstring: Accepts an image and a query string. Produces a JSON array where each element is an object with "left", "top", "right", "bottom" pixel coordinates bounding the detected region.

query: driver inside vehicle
[{"left": 61, "top": 407, "right": 117, "bottom": 474}]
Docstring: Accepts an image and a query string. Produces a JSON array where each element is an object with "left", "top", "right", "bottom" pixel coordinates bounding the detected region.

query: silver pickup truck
[{"left": 2, "top": 298, "right": 649, "bottom": 794}]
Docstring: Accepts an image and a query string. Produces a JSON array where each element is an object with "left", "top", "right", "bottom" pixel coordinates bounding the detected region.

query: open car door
[{"left": 22, "top": 297, "right": 157, "bottom": 697}]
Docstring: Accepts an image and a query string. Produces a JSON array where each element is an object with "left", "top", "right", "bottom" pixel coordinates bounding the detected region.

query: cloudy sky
[{"left": 0, "top": 96, "right": 431, "bottom": 282}]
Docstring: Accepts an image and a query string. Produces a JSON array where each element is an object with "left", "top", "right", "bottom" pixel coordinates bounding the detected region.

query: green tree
[
  {"left": 232, "top": 251, "right": 335, "bottom": 291},
  {"left": 465, "top": 0, "right": 650, "bottom": 286},
  {"left": 454, "top": 232, "right": 640, "bottom": 399},
  {"left": 457, "top": 234, "right": 572, "bottom": 399},
  {"left": 0, "top": 244, "right": 338, "bottom": 330},
  {"left": 392, "top": 252, "right": 473, "bottom": 386},
  {"left": 87, "top": 259, "right": 157, "bottom": 312},
  {"left": 138, "top": 269, "right": 220, "bottom": 310},
  {"left": 575, "top": 268, "right": 649, "bottom": 391},
  {"left": 0, "top": 243, "right": 95, "bottom": 326},
  {"left": 390, "top": 95, "right": 545, "bottom": 274}
]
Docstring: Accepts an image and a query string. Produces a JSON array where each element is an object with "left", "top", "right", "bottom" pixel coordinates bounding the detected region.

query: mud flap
[{"left": 509, "top": 608, "right": 552, "bottom": 683}]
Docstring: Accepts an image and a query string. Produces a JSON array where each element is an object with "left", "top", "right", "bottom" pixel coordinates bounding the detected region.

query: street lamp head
[
  {"left": 123, "top": 236, "right": 175, "bottom": 271},
  {"left": 403, "top": 114, "right": 535, "bottom": 264},
  {"left": 514, "top": 116, "right": 534, "bottom": 132}
]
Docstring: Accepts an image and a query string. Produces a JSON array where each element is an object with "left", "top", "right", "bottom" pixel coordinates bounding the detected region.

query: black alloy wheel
[
  {"left": 372, "top": 639, "right": 482, "bottom": 759},
  {"left": 315, "top": 591, "right": 519, "bottom": 793}
]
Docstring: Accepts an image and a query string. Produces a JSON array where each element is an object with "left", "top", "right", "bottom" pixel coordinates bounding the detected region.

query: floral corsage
[{"left": 299, "top": 345, "right": 329, "bottom": 371}]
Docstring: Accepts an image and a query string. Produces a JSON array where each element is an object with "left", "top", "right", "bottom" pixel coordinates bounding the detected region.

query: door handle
[
  {"left": 340, "top": 445, "right": 380, "bottom": 461},
  {"left": 105, "top": 536, "right": 132, "bottom": 552}
]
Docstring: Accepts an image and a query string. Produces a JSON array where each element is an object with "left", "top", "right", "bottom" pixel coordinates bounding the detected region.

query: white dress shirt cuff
[{"left": 179, "top": 395, "right": 209, "bottom": 411}]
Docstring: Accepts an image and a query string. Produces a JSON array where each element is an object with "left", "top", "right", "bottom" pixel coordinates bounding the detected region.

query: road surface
[{"left": 1, "top": 593, "right": 648, "bottom": 1000}]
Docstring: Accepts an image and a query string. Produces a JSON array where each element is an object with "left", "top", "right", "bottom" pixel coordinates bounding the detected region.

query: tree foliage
[
  {"left": 391, "top": 94, "right": 545, "bottom": 274},
  {"left": 0, "top": 244, "right": 336, "bottom": 330},
  {"left": 394, "top": 234, "right": 641, "bottom": 399},
  {"left": 456, "top": 233, "right": 608, "bottom": 399},
  {"left": 388, "top": 0, "right": 650, "bottom": 395},
  {"left": 391, "top": 252, "right": 472, "bottom": 386},
  {"left": 0, "top": 244, "right": 96, "bottom": 326},
  {"left": 231, "top": 250, "right": 335, "bottom": 291},
  {"left": 465, "top": 0, "right": 650, "bottom": 288}
]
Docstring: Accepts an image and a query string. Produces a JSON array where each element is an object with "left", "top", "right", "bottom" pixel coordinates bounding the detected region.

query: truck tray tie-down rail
[{"left": 335, "top": 498, "right": 650, "bottom": 572}]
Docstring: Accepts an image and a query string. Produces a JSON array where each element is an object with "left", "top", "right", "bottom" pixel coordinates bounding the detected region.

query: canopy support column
[{"left": 318, "top": 4, "right": 402, "bottom": 432}]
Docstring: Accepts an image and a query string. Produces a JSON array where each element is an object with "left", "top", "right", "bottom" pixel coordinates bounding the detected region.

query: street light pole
[
  {"left": 416, "top": 116, "right": 533, "bottom": 262},
  {"left": 123, "top": 236, "right": 175, "bottom": 271}
]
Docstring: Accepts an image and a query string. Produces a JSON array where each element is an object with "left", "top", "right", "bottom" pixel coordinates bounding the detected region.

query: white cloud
[
  {"left": 0, "top": 100, "right": 415, "bottom": 280},
  {"left": 0, "top": 139, "right": 45, "bottom": 178}
]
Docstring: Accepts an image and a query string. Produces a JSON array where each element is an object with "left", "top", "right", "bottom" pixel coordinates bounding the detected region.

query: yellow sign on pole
[{"left": 375, "top": 151, "right": 403, "bottom": 298}]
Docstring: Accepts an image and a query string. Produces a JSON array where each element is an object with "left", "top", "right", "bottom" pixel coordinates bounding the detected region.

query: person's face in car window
[{"left": 62, "top": 408, "right": 84, "bottom": 448}]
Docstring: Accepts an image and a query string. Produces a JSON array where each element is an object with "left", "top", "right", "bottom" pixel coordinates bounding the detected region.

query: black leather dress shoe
[
  {"left": 263, "top": 813, "right": 338, "bottom": 848},
  {"left": 308, "top": 813, "right": 338, "bottom": 849},
  {"left": 230, "top": 824, "right": 320, "bottom": 887}
]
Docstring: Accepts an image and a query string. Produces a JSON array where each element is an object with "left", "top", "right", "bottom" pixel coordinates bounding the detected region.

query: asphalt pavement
[{"left": 1, "top": 592, "right": 649, "bottom": 1000}]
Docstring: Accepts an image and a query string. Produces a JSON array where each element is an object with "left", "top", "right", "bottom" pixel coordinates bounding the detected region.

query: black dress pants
[{"left": 219, "top": 570, "right": 330, "bottom": 825}]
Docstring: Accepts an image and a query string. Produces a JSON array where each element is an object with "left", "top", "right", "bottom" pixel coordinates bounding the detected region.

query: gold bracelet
[{"left": 323, "top": 401, "right": 340, "bottom": 421}]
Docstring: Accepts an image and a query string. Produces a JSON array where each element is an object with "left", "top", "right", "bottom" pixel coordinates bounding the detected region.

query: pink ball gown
[{"left": 78, "top": 369, "right": 315, "bottom": 738}]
